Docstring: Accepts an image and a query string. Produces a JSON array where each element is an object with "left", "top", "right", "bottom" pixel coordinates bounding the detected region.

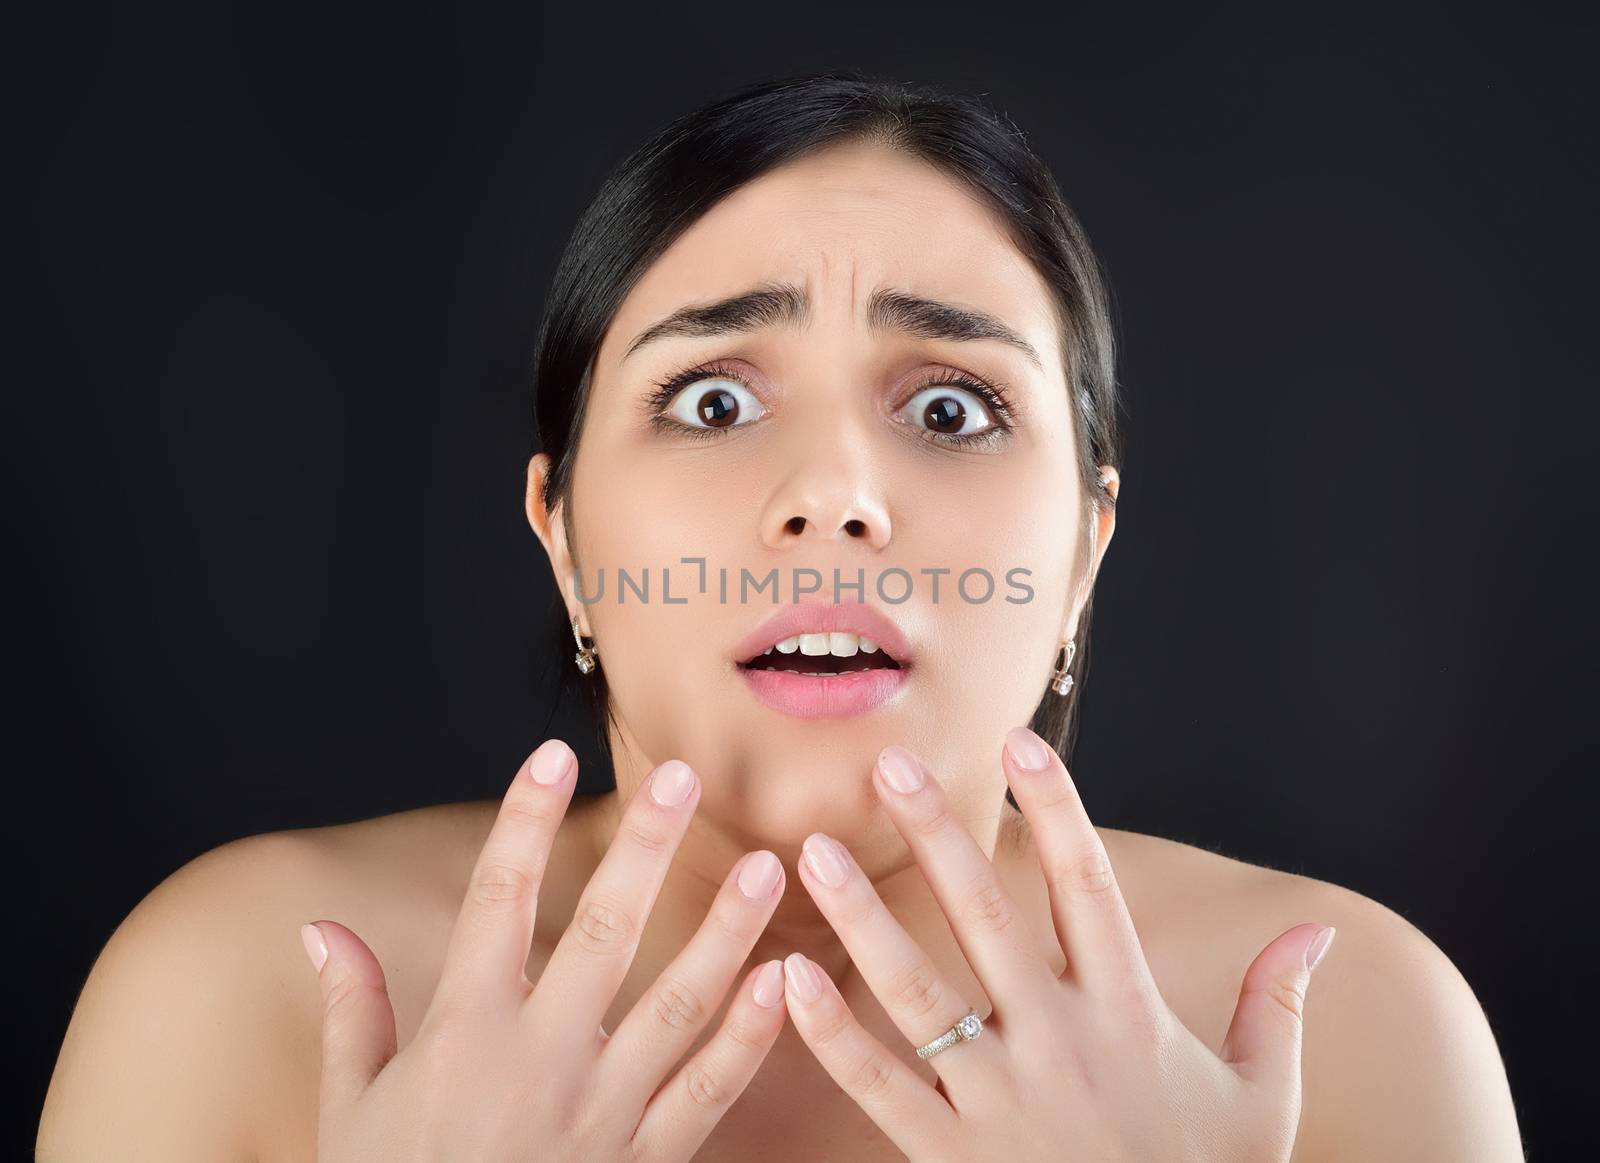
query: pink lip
[
  {"left": 740, "top": 666, "right": 910, "bottom": 719},
  {"left": 731, "top": 600, "right": 914, "bottom": 665},
  {"left": 733, "top": 601, "right": 913, "bottom": 721}
]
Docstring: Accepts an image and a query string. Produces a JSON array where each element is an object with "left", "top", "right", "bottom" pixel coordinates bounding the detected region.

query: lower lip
[{"left": 739, "top": 664, "right": 910, "bottom": 719}]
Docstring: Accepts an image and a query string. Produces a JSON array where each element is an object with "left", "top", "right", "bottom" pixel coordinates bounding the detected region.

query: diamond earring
[
  {"left": 1049, "top": 638, "right": 1077, "bottom": 696},
  {"left": 571, "top": 617, "right": 599, "bottom": 675}
]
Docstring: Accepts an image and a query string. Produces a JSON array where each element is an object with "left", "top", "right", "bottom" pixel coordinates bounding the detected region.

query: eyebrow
[{"left": 619, "top": 280, "right": 1044, "bottom": 371}]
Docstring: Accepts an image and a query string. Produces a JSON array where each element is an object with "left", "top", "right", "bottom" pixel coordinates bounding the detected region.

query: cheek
[
  {"left": 567, "top": 464, "right": 748, "bottom": 756},
  {"left": 589, "top": 453, "right": 749, "bottom": 571},
  {"left": 920, "top": 523, "right": 1080, "bottom": 735}
]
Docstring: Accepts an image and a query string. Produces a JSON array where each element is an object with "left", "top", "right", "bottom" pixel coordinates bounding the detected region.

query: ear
[
  {"left": 1093, "top": 465, "right": 1119, "bottom": 568},
  {"left": 1059, "top": 465, "right": 1120, "bottom": 640},
  {"left": 525, "top": 452, "right": 579, "bottom": 614}
]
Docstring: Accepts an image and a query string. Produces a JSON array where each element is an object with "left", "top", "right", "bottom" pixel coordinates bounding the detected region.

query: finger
[
  {"left": 597, "top": 849, "right": 786, "bottom": 1108},
  {"left": 300, "top": 919, "right": 399, "bottom": 1115},
  {"left": 629, "top": 960, "right": 789, "bottom": 1163},
  {"left": 873, "top": 744, "right": 1062, "bottom": 1010},
  {"left": 433, "top": 738, "right": 577, "bottom": 1012},
  {"left": 1001, "top": 725, "right": 1160, "bottom": 1005},
  {"left": 796, "top": 829, "right": 1007, "bottom": 1093},
  {"left": 782, "top": 952, "right": 960, "bottom": 1159},
  {"left": 528, "top": 758, "right": 701, "bottom": 1052},
  {"left": 1220, "top": 922, "right": 1335, "bottom": 1089}
]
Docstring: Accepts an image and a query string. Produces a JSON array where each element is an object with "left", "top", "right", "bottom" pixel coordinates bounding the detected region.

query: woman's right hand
[{"left": 298, "top": 738, "right": 790, "bottom": 1161}]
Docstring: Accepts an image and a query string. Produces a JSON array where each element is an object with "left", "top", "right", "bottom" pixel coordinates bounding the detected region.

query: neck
[{"left": 574, "top": 734, "right": 1022, "bottom": 1027}]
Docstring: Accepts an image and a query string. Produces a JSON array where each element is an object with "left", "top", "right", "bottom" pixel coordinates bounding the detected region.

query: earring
[
  {"left": 571, "top": 616, "right": 599, "bottom": 675},
  {"left": 1049, "top": 638, "right": 1077, "bottom": 696}
]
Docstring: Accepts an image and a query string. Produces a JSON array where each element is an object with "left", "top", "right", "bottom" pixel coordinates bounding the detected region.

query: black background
[{"left": 11, "top": 2, "right": 1595, "bottom": 1157}]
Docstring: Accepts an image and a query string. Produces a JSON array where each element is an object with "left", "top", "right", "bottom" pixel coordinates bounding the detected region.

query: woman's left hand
[{"left": 781, "top": 725, "right": 1336, "bottom": 1163}]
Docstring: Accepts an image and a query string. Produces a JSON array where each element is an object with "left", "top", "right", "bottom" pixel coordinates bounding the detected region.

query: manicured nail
[
  {"left": 739, "top": 851, "right": 782, "bottom": 900},
  {"left": 784, "top": 952, "right": 822, "bottom": 1002},
  {"left": 877, "top": 745, "right": 925, "bottom": 794},
  {"left": 650, "top": 759, "right": 696, "bottom": 806},
  {"left": 1004, "top": 725, "right": 1052, "bottom": 772},
  {"left": 752, "top": 960, "right": 785, "bottom": 1008},
  {"left": 802, "top": 834, "right": 850, "bottom": 887},
  {"left": 1305, "top": 925, "right": 1337, "bottom": 973},
  {"left": 528, "top": 739, "right": 573, "bottom": 785},
  {"left": 300, "top": 922, "right": 328, "bottom": 972}
]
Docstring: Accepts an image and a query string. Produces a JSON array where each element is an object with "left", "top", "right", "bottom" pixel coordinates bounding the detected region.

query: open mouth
[
  {"left": 738, "top": 632, "right": 906, "bottom": 677},
  {"left": 734, "top": 608, "right": 912, "bottom": 718}
]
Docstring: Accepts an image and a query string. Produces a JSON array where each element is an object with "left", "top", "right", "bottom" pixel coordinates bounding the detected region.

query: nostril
[
  {"left": 785, "top": 516, "right": 806, "bottom": 535},
  {"left": 844, "top": 519, "right": 866, "bottom": 537}
]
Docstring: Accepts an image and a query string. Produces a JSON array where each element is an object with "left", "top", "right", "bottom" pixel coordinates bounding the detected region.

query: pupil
[
  {"left": 925, "top": 396, "right": 964, "bottom": 432},
  {"left": 699, "top": 389, "right": 738, "bottom": 427}
]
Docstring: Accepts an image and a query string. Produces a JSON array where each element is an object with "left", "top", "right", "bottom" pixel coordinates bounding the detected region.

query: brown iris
[
  {"left": 923, "top": 395, "right": 966, "bottom": 434},
  {"left": 697, "top": 388, "right": 740, "bottom": 428}
]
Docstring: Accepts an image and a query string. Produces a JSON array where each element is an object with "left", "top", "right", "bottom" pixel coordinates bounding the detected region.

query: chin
[{"left": 706, "top": 749, "right": 890, "bottom": 838}]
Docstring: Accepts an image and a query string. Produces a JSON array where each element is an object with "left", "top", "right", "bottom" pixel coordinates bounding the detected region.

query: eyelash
[{"left": 644, "top": 358, "right": 1019, "bottom": 449}]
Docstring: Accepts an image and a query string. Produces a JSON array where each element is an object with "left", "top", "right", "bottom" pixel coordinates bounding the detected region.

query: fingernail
[
  {"left": 300, "top": 922, "right": 328, "bottom": 973},
  {"left": 877, "top": 745, "right": 925, "bottom": 794},
  {"left": 784, "top": 952, "right": 822, "bottom": 1003},
  {"left": 1305, "top": 925, "right": 1337, "bottom": 973},
  {"left": 752, "top": 960, "right": 785, "bottom": 1008},
  {"left": 650, "top": 759, "right": 696, "bottom": 807},
  {"left": 528, "top": 739, "right": 573, "bottom": 785},
  {"left": 739, "top": 851, "right": 782, "bottom": 900},
  {"left": 802, "top": 834, "right": 850, "bottom": 887},
  {"left": 1004, "top": 725, "right": 1052, "bottom": 772}
]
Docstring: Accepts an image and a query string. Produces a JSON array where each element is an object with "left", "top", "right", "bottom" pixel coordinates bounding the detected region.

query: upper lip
[{"left": 734, "top": 601, "right": 913, "bottom": 667}]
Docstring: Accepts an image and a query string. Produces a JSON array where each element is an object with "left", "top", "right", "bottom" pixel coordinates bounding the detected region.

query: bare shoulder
[
  {"left": 40, "top": 826, "right": 312, "bottom": 1162},
  {"left": 37, "top": 798, "right": 536, "bottom": 1163},
  {"left": 1083, "top": 825, "right": 1526, "bottom": 1162}
]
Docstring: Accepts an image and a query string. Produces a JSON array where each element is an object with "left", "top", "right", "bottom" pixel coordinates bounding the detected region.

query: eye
[
  {"left": 650, "top": 367, "right": 768, "bottom": 436},
  {"left": 895, "top": 381, "right": 1003, "bottom": 443}
]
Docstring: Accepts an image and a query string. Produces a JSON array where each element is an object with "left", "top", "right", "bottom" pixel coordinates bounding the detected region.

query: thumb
[
  {"left": 300, "top": 919, "right": 399, "bottom": 1113},
  {"left": 1218, "top": 922, "right": 1336, "bottom": 1087}
]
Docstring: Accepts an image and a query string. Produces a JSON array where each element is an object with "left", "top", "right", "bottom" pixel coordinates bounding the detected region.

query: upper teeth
[{"left": 764, "top": 632, "right": 882, "bottom": 657}]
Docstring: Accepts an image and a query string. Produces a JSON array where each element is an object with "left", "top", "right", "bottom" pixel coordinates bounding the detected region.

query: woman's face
[{"left": 531, "top": 139, "right": 1115, "bottom": 847}]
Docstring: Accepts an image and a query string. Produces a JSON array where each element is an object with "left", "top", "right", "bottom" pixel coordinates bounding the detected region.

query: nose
[{"left": 759, "top": 467, "right": 893, "bottom": 551}]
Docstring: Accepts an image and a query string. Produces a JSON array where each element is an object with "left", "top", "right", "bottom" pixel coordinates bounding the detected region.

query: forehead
[{"left": 596, "top": 141, "right": 1062, "bottom": 373}]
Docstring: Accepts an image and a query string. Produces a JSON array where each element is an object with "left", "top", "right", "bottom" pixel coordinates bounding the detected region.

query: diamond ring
[{"left": 915, "top": 1009, "right": 985, "bottom": 1060}]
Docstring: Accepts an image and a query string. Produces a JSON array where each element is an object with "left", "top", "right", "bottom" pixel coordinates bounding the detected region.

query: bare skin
[
  {"left": 39, "top": 781, "right": 1523, "bottom": 1161},
  {"left": 36, "top": 742, "right": 1526, "bottom": 1163},
  {"left": 39, "top": 138, "right": 1525, "bottom": 1160}
]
